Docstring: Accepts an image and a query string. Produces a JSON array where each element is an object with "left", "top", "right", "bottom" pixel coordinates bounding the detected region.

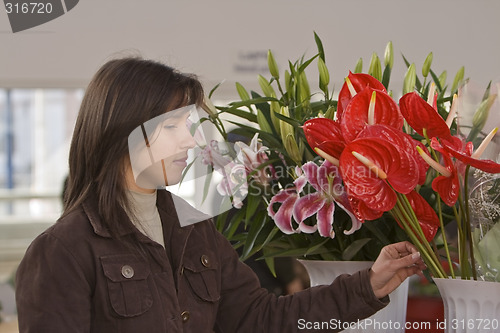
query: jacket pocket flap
[{"left": 100, "top": 255, "right": 150, "bottom": 282}]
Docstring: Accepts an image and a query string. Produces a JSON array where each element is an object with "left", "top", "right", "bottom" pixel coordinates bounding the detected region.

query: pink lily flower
[
  {"left": 268, "top": 161, "right": 362, "bottom": 238},
  {"left": 236, "top": 133, "right": 274, "bottom": 186}
]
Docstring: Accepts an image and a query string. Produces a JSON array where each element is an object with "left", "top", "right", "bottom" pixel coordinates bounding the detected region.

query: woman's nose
[{"left": 180, "top": 126, "right": 196, "bottom": 149}]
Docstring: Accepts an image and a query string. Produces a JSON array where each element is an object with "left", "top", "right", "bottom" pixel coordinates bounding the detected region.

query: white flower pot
[
  {"left": 298, "top": 260, "right": 409, "bottom": 333},
  {"left": 434, "top": 278, "right": 500, "bottom": 333}
]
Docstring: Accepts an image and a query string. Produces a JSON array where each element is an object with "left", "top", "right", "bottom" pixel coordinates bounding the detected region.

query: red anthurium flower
[
  {"left": 429, "top": 138, "right": 460, "bottom": 206},
  {"left": 337, "top": 71, "right": 386, "bottom": 121},
  {"left": 348, "top": 195, "right": 384, "bottom": 221},
  {"left": 399, "top": 191, "right": 440, "bottom": 242},
  {"left": 340, "top": 137, "right": 419, "bottom": 213},
  {"left": 440, "top": 136, "right": 500, "bottom": 174},
  {"left": 341, "top": 87, "right": 403, "bottom": 143},
  {"left": 399, "top": 92, "right": 461, "bottom": 148},
  {"left": 357, "top": 124, "right": 430, "bottom": 185},
  {"left": 303, "top": 118, "right": 345, "bottom": 159}
]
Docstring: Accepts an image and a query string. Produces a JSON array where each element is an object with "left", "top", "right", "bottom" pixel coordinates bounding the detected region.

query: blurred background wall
[{"left": 1, "top": 0, "right": 500, "bottom": 329}]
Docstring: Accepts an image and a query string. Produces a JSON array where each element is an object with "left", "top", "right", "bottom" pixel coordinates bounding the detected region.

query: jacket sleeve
[
  {"left": 15, "top": 231, "right": 92, "bottom": 333},
  {"left": 213, "top": 231, "right": 388, "bottom": 333}
]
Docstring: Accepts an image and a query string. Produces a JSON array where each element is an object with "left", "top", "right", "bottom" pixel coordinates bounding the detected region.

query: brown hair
[{"left": 63, "top": 57, "right": 204, "bottom": 238}]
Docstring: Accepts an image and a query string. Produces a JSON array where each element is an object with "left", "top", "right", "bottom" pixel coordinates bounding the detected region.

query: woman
[{"left": 15, "top": 57, "right": 425, "bottom": 332}]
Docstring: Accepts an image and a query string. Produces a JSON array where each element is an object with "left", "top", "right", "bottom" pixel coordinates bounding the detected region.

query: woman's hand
[{"left": 369, "top": 241, "right": 426, "bottom": 299}]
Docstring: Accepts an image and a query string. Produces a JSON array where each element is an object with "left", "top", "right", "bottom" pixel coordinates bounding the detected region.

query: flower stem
[
  {"left": 391, "top": 200, "right": 446, "bottom": 278},
  {"left": 463, "top": 165, "right": 477, "bottom": 280},
  {"left": 436, "top": 195, "right": 455, "bottom": 278}
]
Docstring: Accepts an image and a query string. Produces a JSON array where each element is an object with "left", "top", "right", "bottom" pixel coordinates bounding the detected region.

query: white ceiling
[{"left": 1, "top": 0, "right": 500, "bottom": 100}]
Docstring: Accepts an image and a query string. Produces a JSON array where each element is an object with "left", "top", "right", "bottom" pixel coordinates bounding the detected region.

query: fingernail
[{"left": 412, "top": 252, "right": 421, "bottom": 259}]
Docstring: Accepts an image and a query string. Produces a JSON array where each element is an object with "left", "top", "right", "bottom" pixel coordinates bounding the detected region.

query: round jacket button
[
  {"left": 181, "top": 310, "right": 190, "bottom": 323},
  {"left": 200, "top": 255, "right": 211, "bottom": 268},
  {"left": 121, "top": 265, "right": 134, "bottom": 279}
]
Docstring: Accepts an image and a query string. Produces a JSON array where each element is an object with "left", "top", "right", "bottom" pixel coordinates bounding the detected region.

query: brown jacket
[{"left": 16, "top": 190, "right": 387, "bottom": 332}]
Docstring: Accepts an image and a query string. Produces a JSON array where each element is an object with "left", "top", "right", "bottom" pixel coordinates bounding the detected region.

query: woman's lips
[{"left": 173, "top": 157, "right": 188, "bottom": 167}]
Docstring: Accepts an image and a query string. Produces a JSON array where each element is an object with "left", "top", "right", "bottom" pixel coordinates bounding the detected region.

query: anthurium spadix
[
  {"left": 340, "top": 87, "right": 403, "bottom": 143},
  {"left": 336, "top": 71, "right": 386, "bottom": 121},
  {"left": 440, "top": 127, "right": 500, "bottom": 174},
  {"left": 357, "top": 124, "right": 430, "bottom": 185}
]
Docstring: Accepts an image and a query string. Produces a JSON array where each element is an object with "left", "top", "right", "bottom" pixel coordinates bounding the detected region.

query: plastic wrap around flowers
[{"left": 303, "top": 72, "right": 500, "bottom": 279}]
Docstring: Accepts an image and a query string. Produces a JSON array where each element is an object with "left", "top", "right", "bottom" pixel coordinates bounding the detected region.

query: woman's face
[{"left": 128, "top": 105, "right": 197, "bottom": 190}]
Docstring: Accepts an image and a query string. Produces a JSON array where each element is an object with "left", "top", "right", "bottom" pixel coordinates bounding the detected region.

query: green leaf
[
  {"left": 220, "top": 108, "right": 258, "bottom": 123},
  {"left": 341, "top": 238, "right": 372, "bottom": 261},
  {"left": 241, "top": 211, "right": 268, "bottom": 260},
  {"left": 208, "top": 82, "right": 222, "bottom": 98},
  {"left": 314, "top": 31, "right": 325, "bottom": 62},
  {"left": 180, "top": 156, "right": 199, "bottom": 184},
  {"left": 262, "top": 249, "right": 277, "bottom": 277},
  {"left": 382, "top": 66, "right": 392, "bottom": 90},
  {"left": 298, "top": 54, "right": 320, "bottom": 73},
  {"left": 224, "top": 208, "right": 247, "bottom": 240},
  {"left": 245, "top": 193, "right": 262, "bottom": 224},
  {"left": 228, "top": 96, "right": 279, "bottom": 108},
  {"left": 201, "top": 165, "right": 214, "bottom": 204},
  {"left": 305, "top": 238, "right": 330, "bottom": 256},
  {"left": 257, "top": 109, "right": 273, "bottom": 133},
  {"left": 273, "top": 110, "right": 302, "bottom": 127},
  {"left": 429, "top": 69, "right": 444, "bottom": 92}
]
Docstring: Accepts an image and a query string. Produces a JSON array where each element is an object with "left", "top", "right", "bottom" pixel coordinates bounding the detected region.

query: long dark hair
[{"left": 63, "top": 57, "right": 204, "bottom": 238}]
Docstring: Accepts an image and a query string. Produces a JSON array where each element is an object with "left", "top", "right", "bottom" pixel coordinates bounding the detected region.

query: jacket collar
[{"left": 82, "top": 190, "right": 210, "bottom": 239}]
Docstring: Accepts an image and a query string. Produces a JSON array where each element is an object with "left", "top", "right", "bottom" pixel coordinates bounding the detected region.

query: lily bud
[
  {"left": 284, "top": 134, "right": 302, "bottom": 164},
  {"left": 258, "top": 75, "right": 276, "bottom": 98},
  {"left": 285, "top": 70, "right": 292, "bottom": 92},
  {"left": 368, "top": 52, "right": 382, "bottom": 81},
  {"left": 324, "top": 105, "right": 336, "bottom": 120},
  {"left": 384, "top": 41, "right": 394, "bottom": 70},
  {"left": 279, "top": 106, "right": 294, "bottom": 143},
  {"left": 267, "top": 50, "right": 280, "bottom": 79},
  {"left": 422, "top": 52, "right": 433, "bottom": 78},
  {"left": 235, "top": 82, "right": 250, "bottom": 101},
  {"left": 299, "top": 71, "right": 311, "bottom": 103},
  {"left": 403, "top": 63, "right": 416, "bottom": 94},
  {"left": 202, "top": 95, "right": 218, "bottom": 117},
  {"left": 451, "top": 66, "right": 465, "bottom": 93},
  {"left": 354, "top": 58, "right": 363, "bottom": 73},
  {"left": 318, "top": 57, "right": 330, "bottom": 91},
  {"left": 270, "top": 101, "right": 281, "bottom": 133},
  {"left": 472, "top": 94, "right": 497, "bottom": 135},
  {"left": 438, "top": 71, "right": 447, "bottom": 90}
]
